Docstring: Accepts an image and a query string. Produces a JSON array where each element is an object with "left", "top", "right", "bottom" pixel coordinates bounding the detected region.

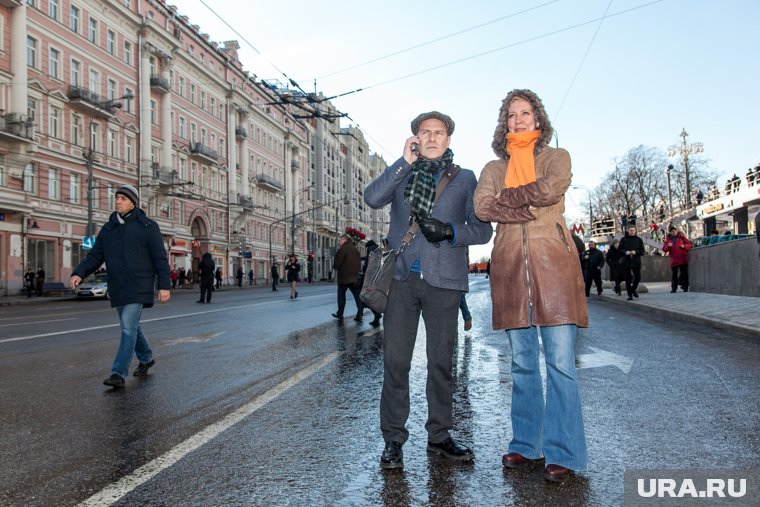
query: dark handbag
[{"left": 359, "top": 165, "right": 459, "bottom": 313}]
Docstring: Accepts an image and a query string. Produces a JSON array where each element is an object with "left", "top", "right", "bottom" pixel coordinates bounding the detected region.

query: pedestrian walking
[
  {"left": 662, "top": 225, "right": 693, "bottom": 293},
  {"left": 248, "top": 269, "right": 254, "bottom": 286},
  {"left": 619, "top": 224, "right": 645, "bottom": 300},
  {"left": 215, "top": 267, "right": 223, "bottom": 289},
  {"left": 24, "top": 267, "right": 35, "bottom": 298},
  {"left": 365, "top": 110, "right": 493, "bottom": 469},
  {"left": 605, "top": 239, "right": 624, "bottom": 295},
  {"left": 285, "top": 255, "right": 301, "bottom": 299},
  {"left": 70, "top": 185, "right": 170, "bottom": 388},
  {"left": 178, "top": 267, "right": 186, "bottom": 287},
  {"left": 197, "top": 252, "right": 215, "bottom": 303},
  {"left": 35, "top": 265, "right": 45, "bottom": 296},
  {"left": 170, "top": 268, "right": 178, "bottom": 289},
  {"left": 580, "top": 240, "right": 605, "bottom": 297},
  {"left": 355, "top": 239, "right": 382, "bottom": 327},
  {"left": 271, "top": 263, "right": 279, "bottom": 291},
  {"left": 236, "top": 266, "right": 243, "bottom": 287},
  {"left": 473, "top": 88, "right": 589, "bottom": 483},
  {"left": 331, "top": 234, "right": 362, "bottom": 321}
]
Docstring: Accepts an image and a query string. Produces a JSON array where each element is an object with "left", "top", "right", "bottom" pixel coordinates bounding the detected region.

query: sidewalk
[{"left": 598, "top": 281, "right": 760, "bottom": 339}]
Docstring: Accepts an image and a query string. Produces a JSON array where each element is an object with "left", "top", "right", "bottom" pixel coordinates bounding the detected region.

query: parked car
[{"left": 75, "top": 273, "right": 109, "bottom": 300}]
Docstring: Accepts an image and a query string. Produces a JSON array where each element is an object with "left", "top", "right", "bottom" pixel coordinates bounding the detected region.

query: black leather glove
[{"left": 419, "top": 217, "right": 454, "bottom": 243}]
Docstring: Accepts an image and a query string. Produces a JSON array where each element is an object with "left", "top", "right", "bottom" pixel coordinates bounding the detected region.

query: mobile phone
[{"left": 411, "top": 143, "right": 418, "bottom": 153}]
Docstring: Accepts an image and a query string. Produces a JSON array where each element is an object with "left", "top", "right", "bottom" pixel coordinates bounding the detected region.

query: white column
[
  {"left": 240, "top": 113, "right": 249, "bottom": 196},
  {"left": 10, "top": 3, "right": 27, "bottom": 114},
  {"left": 139, "top": 48, "right": 152, "bottom": 169},
  {"left": 227, "top": 99, "right": 237, "bottom": 195},
  {"left": 160, "top": 65, "right": 172, "bottom": 168}
]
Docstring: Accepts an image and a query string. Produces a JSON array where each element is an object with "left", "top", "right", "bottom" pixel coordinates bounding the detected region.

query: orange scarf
[{"left": 504, "top": 130, "right": 541, "bottom": 188}]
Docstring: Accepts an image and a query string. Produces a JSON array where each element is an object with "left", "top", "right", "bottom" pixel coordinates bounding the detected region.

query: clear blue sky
[{"left": 169, "top": 0, "right": 759, "bottom": 260}]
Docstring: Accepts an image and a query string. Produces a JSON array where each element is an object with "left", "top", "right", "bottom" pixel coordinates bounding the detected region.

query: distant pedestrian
[
  {"left": 755, "top": 211, "right": 760, "bottom": 261},
  {"left": 285, "top": 255, "right": 301, "bottom": 299},
  {"left": 24, "top": 267, "right": 35, "bottom": 297},
  {"left": 236, "top": 266, "right": 243, "bottom": 288},
  {"left": 662, "top": 225, "right": 693, "bottom": 293},
  {"left": 619, "top": 224, "right": 645, "bottom": 300},
  {"left": 178, "top": 267, "right": 186, "bottom": 287},
  {"left": 170, "top": 268, "right": 178, "bottom": 289},
  {"left": 271, "top": 264, "right": 279, "bottom": 291},
  {"left": 605, "top": 239, "right": 624, "bottom": 295},
  {"left": 580, "top": 241, "right": 605, "bottom": 297},
  {"left": 648, "top": 221, "right": 659, "bottom": 240},
  {"left": 70, "top": 184, "right": 170, "bottom": 388},
  {"left": 197, "top": 252, "right": 215, "bottom": 303},
  {"left": 35, "top": 265, "right": 45, "bottom": 296},
  {"left": 331, "top": 234, "right": 362, "bottom": 321},
  {"left": 185, "top": 268, "right": 193, "bottom": 287},
  {"left": 215, "top": 267, "right": 223, "bottom": 289},
  {"left": 248, "top": 269, "right": 254, "bottom": 286},
  {"left": 355, "top": 240, "right": 382, "bottom": 327}
]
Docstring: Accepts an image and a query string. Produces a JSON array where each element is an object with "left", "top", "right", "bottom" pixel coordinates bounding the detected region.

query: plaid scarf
[{"left": 403, "top": 148, "right": 454, "bottom": 218}]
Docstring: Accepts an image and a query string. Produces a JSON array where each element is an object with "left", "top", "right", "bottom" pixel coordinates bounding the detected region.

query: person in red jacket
[{"left": 662, "top": 225, "right": 693, "bottom": 293}]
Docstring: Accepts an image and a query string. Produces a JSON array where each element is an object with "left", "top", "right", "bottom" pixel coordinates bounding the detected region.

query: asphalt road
[{"left": 1, "top": 278, "right": 758, "bottom": 506}]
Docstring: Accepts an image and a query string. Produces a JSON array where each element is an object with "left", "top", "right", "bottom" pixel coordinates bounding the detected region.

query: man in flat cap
[
  {"left": 365, "top": 111, "right": 493, "bottom": 469},
  {"left": 71, "top": 184, "right": 171, "bottom": 388}
]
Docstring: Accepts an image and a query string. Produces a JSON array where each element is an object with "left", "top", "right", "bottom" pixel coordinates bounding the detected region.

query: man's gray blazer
[{"left": 364, "top": 157, "right": 493, "bottom": 292}]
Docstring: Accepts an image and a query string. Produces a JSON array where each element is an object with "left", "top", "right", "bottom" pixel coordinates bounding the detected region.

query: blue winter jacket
[{"left": 72, "top": 208, "right": 170, "bottom": 307}]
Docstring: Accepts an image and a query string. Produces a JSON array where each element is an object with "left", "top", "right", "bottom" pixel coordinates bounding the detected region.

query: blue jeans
[
  {"left": 506, "top": 324, "right": 588, "bottom": 470},
  {"left": 113, "top": 304, "right": 153, "bottom": 378}
]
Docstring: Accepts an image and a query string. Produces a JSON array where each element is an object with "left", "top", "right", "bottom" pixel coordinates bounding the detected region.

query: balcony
[
  {"left": 0, "top": 113, "right": 34, "bottom": 142},
  {"left": 67, "top": 86, "right": 120, "bottom": 119},
  {"left": 152, "top": 163, "right": 177, "bottom": 185},
  {"left": 150, "top": 75, "right": 171, "bottom": 94},
  {"left": 0, "top": 0, "right": 22, "bottom": 7},
  {"left": 237, "top": 194, "right": 253, "bottom": 208},
  {"left": 255, "top": 173, "right": 283, "bottom": 193},
  {"left": 189, "top": 142, "right": 218, "bottom": 165},
  {"left": 235, "top": 127, "right": 247, "bottom": 140}
]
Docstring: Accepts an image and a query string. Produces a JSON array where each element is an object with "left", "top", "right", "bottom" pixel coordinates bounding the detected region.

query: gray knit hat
[
  {"left": 411, "top": 111, "right": 455, "bottom": 136},
  {"left": 115, "top": 184, "right": 139, "bottom": 206}
]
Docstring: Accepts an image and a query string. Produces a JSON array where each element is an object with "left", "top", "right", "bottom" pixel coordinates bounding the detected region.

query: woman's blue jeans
[
  {"left": 506, "top": 324, "right": 588, "bottom": 470},
  {"left": 113, "top": 304, "right": 153, "bottom": 378}
]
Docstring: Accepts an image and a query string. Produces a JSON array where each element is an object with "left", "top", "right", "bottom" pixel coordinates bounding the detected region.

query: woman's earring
[{"left": 536, "top": 123, "right": 540, "bottom": 128}]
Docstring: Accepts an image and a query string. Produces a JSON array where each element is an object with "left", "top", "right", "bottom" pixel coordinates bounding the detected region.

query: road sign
[{"left": 82, "top": 236, "right": 95, "bottom": 249}]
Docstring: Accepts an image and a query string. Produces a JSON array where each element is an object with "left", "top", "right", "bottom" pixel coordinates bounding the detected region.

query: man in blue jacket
[
  {"left": 70, "top": 185, "right": 171, "bottom": 388},
  {"left": 365, "top": 111, "right": 493, "bottom": 469}
]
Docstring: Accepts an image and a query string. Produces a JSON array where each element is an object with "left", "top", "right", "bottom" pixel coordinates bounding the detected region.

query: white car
[{"left": 75, "top": 273, "right": 109, "bottom": 299}]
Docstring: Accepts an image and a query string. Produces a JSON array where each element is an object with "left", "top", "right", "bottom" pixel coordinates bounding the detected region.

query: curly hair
[{"left": 491, "top": 89, "right": 554, "bottom": 159}]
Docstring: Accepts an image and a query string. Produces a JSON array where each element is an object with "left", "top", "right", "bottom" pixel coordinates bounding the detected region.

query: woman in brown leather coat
[{"left": 474, "top": 89, "right": 588, "bottom": 483}]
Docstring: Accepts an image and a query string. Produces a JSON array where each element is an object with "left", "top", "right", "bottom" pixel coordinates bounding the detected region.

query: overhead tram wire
[{"left": 316, "top": 0, "right": 560, "bottom": 81}]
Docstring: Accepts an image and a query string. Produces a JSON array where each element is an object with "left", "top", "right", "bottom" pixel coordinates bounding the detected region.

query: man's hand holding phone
[{"left": 403, "top": 136, "right": 420, "bottom": 164}]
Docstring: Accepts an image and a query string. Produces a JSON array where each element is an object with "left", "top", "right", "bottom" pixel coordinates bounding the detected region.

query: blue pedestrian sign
[{"left": 82, "top": 236, "right": 95, "bottom": 249}]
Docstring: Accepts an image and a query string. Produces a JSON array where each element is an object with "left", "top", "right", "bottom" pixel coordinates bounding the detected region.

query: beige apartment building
[{"left": 0, "top": 0, "right": 385, "bottom": 295}]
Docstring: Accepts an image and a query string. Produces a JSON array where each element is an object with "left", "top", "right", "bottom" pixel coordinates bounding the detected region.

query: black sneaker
[
  {"left": 133, "top": 359, "right": 155, "bottom": 377},
  {"left": 331, "top": 313, "right": 343, "bottom": 320},
  {"left": 633, "top": 291, "right": 639, "bottom": 298},
  {"left": 103, "top": 373, "right": 125, "bottom": 388},
  {"left": 370, "top": 319, "right": 381, "bottom": 327},
  {"left": 380, "top": 441, "right": 403, "bottom": 469},
  {"left": 427, "top": 437, "right": 474, "bottom": 461}
]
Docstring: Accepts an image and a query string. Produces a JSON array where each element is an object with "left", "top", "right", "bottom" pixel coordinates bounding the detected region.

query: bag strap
[{"left": 399, "top": 164, "right": 460, "bottom": 252}]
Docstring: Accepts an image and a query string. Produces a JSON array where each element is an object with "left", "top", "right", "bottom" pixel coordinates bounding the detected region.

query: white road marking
[
  {"left": 577, "top": 346, "right": 634, "bottom": 373},
  {"left": 0, "top": 317, "right": 77, "bottom": 328},
  {"left": 77, "top": 352, "right": 338, "bottom": 507},
  {"left": 163, "top": 331, "right": 225, "bottom": 345}
]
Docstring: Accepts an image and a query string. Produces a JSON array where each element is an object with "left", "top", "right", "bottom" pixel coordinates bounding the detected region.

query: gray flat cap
[{"left": 411, "top": 111, "right": 455, "bottom": 136}]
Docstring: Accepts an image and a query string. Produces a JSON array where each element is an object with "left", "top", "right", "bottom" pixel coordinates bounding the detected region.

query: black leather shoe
[
  {"left": 427, "top": 437, "right": 474, "bottom": 461},
  {"left": 133, "top": 359, "right": 155, "bottom": 377},
  {"left": 370, "top": 319, "right": 381, "bottom": 327},
  {"left": 103, "top": 373, "right": 125, "bottom": 388},
  {"left": 670, "top": 289, "right": 677, "bottom": 293},
  {"left": 196, "top": 300, "right": 204, "bottom": 303},
  {"left": 544, "top": 464, "right": 573, "bottom": 482},
  {"left": 380, "top": 441, "right": 403, "bottom": 469},
  {"left": 633, "top": 291, "right": 639, "bottom": 298},
  {"left": 353, "top": 315, "right": 363, "bottom": 322},
  {"left": 627, "top": 296, "right": 633, "bottom": 301},
  {"left": 332, "top": 313, "right": 343, "bottom": 320}
]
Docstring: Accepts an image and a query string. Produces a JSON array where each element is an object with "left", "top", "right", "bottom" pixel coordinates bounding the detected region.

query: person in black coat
[
  {"left": 355, "top": 239, "right": 382, "bottom": 327},
  {"left": 618, "top": 225, "right": 645, "bottom": 300},
  {"left": 580, "top": 241, "right": 605, "bottom": 297},
  {"left": 70, "top": 185, "right": 170, "bottom": 388},
  {"left": 605, "top": 239, "right": 624, "bottom": 295},
  {"left": 197, "top": 252, "right": 215, "bottom": 303}
]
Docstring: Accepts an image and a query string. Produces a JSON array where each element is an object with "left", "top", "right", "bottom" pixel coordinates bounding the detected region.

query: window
[
  {"left": 88, "top": 69, "right": 98, "bottom": 94},
  {"left": 89, "top": 122, "right": 98, "bottom": 151},
  {"left": 190, "top": 84, "right": 195, "bottom": 104},
  {"left": 48, "top": 48, "right": 60, "bottom": 78},
  {"left": 27, "top": 0, "right": 34, "bottom": 6},
  {"left": 70, "top": 173, "right": 80, "bottom": 204},
  {"left": 178, "top": 76, "right": 184, "bottom": 96},
  {"left": 70, "top": 6, "right": 79, "bottom": 32},
  {"left": 200, "top": 128, "right": 206, "bottom": 145},
  {"left": 23, "top": 163, "right": 34, "bottom": 192},
  {"left": 48, "top": 0, "right": 58, "bottom": 19},
  {"left": 26, "top": 98, "right": 36, "bottom": 127},
  {"left": 190, "top": 123, "right": 196, "bottom": 143},
  {"left": 88, "top": 18, "right": 97, "bottom": 44},
  {"left": 91, "top": 177, "right": 99, "bottom": 209},
  {"left": 70, "top": 59, "right": 80, "bottom": 86},
  {"left": 179, "top": 116, "right": 185, "bottom": 138},
  {"left": 108, "top": 129, "right": 116, "bottom": 157},
  {"left": 200, "top": 91, "right": 205, "bottom": 110},
  {"left": 107, "top": 30, "right": 115, "bottom": 55},
  {"left": 71, "top": 114, "right": 81, "bottom": 145},
  {"left": 179, "top": 157, "right": 186, "bottom": 179},
  {"left": 49, "top": 106, "right": 60, "bottom": 138},
  {"left": 48, "top": 168, "right": 59, "bottom": 199},
  {"left": 107, "top": 79, "right": 116, "bottom": 100},
  {"left": 26, "top": 37, "right": 37, "bottom": 67},
  {"left": 210, "top": 97, "right": 215, "bottom": 116},
  {"left": 125, "top": 136, "right": 133, "bottom": 163},
  {"left": 124, "top": 87, "right": 133, "bottom": 113},
  {"left": 0, "top": 155, "right": 4, "bottom": 187},
  {"left": 107, "top": 183, "right": 115, "bottom": 210},
  {"left": 124, "top": 41, "right": 132, "bottom": 65},
  {"left": 150, "top": 100, "right": 157, "bottom": 124}
]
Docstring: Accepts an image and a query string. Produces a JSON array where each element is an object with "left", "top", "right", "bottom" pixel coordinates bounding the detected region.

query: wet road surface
[{"left": 1, "top": 278, "right": 759, "bottom": 506}]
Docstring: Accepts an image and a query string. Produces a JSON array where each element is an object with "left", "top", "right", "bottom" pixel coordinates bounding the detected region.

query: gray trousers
[{"left": 380, "top": 272, "right": 463, "bottom": 444}]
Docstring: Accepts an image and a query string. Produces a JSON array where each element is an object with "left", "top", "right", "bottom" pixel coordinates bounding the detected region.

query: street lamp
[
  {"left": 667, "top": 128, "right": 703, "bottom": 209},
  {"left": 83, "top": 92, "right": 134, "bottom": 240},
  {"left": 666, "top": 164, "right": 674, "bottom": 215}
]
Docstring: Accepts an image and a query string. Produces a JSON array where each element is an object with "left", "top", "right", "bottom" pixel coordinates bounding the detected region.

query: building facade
[{"left": 0, "top": 0, "right": 387, "bottom": 295}]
